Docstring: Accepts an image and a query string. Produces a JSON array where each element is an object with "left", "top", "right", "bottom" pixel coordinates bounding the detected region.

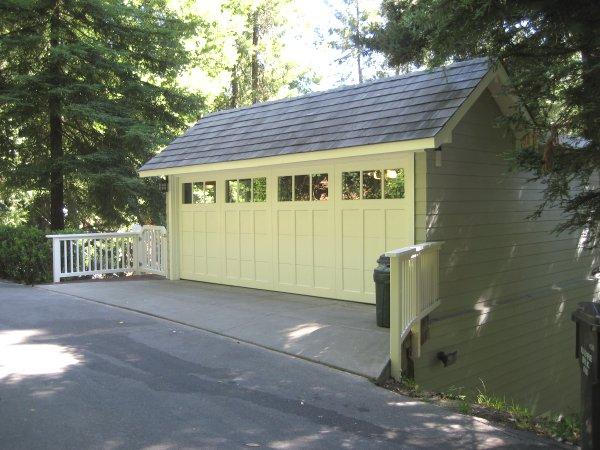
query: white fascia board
[{"left": 138, "top": 137, "right": 435, "bottom": 177}]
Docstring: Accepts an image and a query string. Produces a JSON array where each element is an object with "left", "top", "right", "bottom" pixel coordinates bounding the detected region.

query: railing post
[
  {"left": 389, "top": 256, "right": 403, "bottom": 379},
  {"left": 132, "top": 234, "right": 141, "bottom": 275},
  {"left": 51, "top": 237, "right": 61, "bottom": 283}
]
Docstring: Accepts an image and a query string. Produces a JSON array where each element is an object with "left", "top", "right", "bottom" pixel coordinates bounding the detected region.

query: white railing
[
  {"left": 47, "top": 225, "right": 167, "bottom": 283},
  {"left": 139, "top": 225, "right": 167, "bottom": 275},
  {"left": 386, "top": 241, "right": 443, "bottom": 379}
]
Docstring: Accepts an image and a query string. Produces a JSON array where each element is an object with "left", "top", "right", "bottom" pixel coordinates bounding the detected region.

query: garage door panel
[
  {"left": 254, "top": 210, "right": 268, "bottom": 232},
  {"left": 364, "top": 209, "right": 385, "bottom": 237},
  {"left": 364, "top": 270, "right": 375, "bottom": 295},
  {"left": 193, "top": 212, "right": 205, "bottom": 232},
  {"left": 181, "top": 211, "right": 194, "bottom": 232},
  {"left": 194, "top": 234, "right": 206, "bottom": 256},
  {"left": 295, "top": 235, "right": 313, "bottom": 266},
  {"left": 240, "top": 260, "right": 254, "bottom": 280},
  {"left": 278, "top": 235, "right": 294, "bottom": 264},
  {"left": 313, "top": 236, "right": 333, "bottom": 266},
  {"left": 240, "top": 210, "right": 254, "bottom": 233},
  {"left": 181, "top": 255, "right": 194, "bottom": 274},
  {"left": 343, "top": 268, "right": 362, "bottom": 292},
  {"left": 385, "top": 209, "right": 409, "bottom": 239},
  {"left": 278, "top": 210, "right": 294, "bottom": 235},
  {"left": 342, "top": 210, "right": 362, "bottom": 237},
  {"left": 296, "top": 265, "right": 314, "bottom": 287},
  {"left": 206, "top": 211, "right": 218, "bottom": 233},
  {"left": 315, "top": 267, "right": 334, "bottom": 289},
  {"left": 364, "top": 237, "right": 385, "bottom": 267},
  {"left": 207, "top": 257, "right": 219, "bottom": 276},
  {"left": 226, "top": 232, "right": 240, "bottom": 259},
  {"left": 342, "top": 237, "right": 362, "bottom": 269},
  {"left": 226, "top": 259, "right": 240, "bottom": 278},
  {"left": 225, "top": 211, "right": 238, "bottom": 234},
  {"left": 278, "top": 263, "right": 294, "bottom": 285},
  {"left": 295, "top": 210, "right": 313, "bottom": 235},
  {"left": 240, "top": 234, "right": 254, "bottom": 260},
  {"left": 256, "top": 261, "right": 271, "bottom": 283},
  {"left": 313, "top": 210, "right": 330, "bottom": 236},
  {"left": 181, "top": 231, "right": 193, "bottom": 257},
  {"left": 207, "top": 233, "right": 219, "bottom": 258},
  {"left": 195, "top": 256, "right": 207, "bottom": 274},
  {"left": 255, "top": 235, "right": 271, "bottom": 261}
]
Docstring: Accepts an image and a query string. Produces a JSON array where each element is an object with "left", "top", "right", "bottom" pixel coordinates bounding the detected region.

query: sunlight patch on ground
[
  {"left": 0, "top": 329, "right": 82, "bottom": 382},
  {"left": 286, "top": 323, "right": 325, "bottom": 341}
]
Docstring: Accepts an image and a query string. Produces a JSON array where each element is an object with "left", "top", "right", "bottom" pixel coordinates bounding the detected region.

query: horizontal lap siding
[{"left": 414, "top": 89, "right": 600, "bottom": 414}]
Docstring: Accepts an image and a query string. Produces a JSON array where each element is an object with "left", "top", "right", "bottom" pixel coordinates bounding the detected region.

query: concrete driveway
[
  {"left": 40, "top": 279, "right": 390, "bottom": 380},
  {"left": 0, "top": 280, "right": 557, "bottom": 449}
]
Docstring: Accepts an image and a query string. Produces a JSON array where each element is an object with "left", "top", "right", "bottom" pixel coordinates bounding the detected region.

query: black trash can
[
  {"left": 572, "top": 302, "right": 600, "bottom": 450},
  {"left": 373, "top": 254, "right": 390, "bottom": 328}
]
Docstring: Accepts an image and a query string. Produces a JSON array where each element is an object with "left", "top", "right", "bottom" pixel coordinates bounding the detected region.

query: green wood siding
[{"left": 414, "top": 89, "right": 599, "bottom": 414}]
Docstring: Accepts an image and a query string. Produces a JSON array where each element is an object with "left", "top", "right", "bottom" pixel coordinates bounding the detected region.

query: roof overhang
[
  {"left": 433, "top": 63, "right": 531, "bottom": 147},
  {"left": 139, "top": 137, "right": 435, "bottom": 177},
  {"left": 140, "top": 61, "right": 526, "bottom": 178}
]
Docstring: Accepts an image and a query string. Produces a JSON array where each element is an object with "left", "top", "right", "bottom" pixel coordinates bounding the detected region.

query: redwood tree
[{"left": 0, "top": 0, "right": 202, "bottom": 229}]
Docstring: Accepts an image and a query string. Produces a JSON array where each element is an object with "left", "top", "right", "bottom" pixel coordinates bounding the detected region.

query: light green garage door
[{"left": 177, "top": 152, "right": 414, "bottom": 303}]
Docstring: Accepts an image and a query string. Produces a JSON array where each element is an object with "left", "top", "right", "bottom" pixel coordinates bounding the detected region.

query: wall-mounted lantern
[{"left": 158, "top": 177, "right": 169, "bottom": 193}]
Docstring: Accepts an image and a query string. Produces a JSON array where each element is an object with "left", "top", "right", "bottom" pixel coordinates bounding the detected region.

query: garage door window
[
  {"left": 226, "top": 177, "right": 266, "bottom": 203},
  {"left": 362, "top": 170, "right": 382, "bottom": 199},
  {"left": 279, "top": 174, "right": 329, "bottom": 202},
  {"left": 384, "top": 169, "right": 405, "bottom": 199},
  {"left": 192, "top": 181, "right": 216, "bottom": 204},
  {"left": 182, "top": 183, "right": 193, "bottom": 204},
  {"left": 342, "top": 169, "right": 405, "bottom": 200},
  {"left": 312, "top": 173, "right": 329, "bottom": 201}
]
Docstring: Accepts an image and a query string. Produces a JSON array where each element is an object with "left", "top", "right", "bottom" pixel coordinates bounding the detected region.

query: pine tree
[
  {"left": 328, "top": 0, "right": 394, "bottom": 84},
  {"left": 214, "top": 0, "right": 313, "bottom": 110},
  {"left": 366, "top": 0, "right": 600, "bottom": 246},
  {"left": 0, "top": 0, "right": 202, "bottom": 230}
]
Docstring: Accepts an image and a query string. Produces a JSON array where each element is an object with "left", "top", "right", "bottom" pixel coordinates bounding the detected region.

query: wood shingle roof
[{"left": 140, "top": 58, "right": 490, "bottom": 172}]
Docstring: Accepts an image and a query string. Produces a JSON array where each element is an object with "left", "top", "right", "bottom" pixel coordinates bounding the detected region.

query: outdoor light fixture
[
  {"left": 158, "top": 177, "right": 168, "bottom": 193},
  {"left": 435, "top": 147, "right": 443, "bottom": 167}
]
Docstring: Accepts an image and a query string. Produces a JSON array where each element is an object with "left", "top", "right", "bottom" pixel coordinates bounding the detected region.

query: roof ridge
[{"left": 202, "top": 57, "right": 489, "bottom": 121}]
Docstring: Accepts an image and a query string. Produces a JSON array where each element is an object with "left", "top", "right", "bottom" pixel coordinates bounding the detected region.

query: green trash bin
[
  {"left": 572, "top": 302, "right": 600, "bottom": 450},
  {"left": 373, "top": 254, "right": 390, "bottom": 328}
]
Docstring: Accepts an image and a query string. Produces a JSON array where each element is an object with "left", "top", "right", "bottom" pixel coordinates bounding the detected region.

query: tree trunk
[
  {"left": 49, "top": 0, "right": 64, "bottom": 230},
  {"left": 355, "top": 0, "right": 363, "bottom": 84},
  {"left": 230, "top": 64, "right": 239, "bottom": 109},
  {"left": 580, "top": 47, "right": 599, "bottom": 142},
  {"left": 251, "top": 9, "right": 260, "bottom": 104}
]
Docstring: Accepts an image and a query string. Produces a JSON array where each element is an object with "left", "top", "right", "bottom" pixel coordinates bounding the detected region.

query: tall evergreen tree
[
  {"left": 329, "top": 0, "right": 368, "bottom": 83},
  {"left": 213, "top": 0, "right": 313, "bottom": 109},
  {"left": 366, "top": 0, "right": 600, "bottom": 245},
  {"left": 0, "top": 0, "right": 202, "bottom": 230}
]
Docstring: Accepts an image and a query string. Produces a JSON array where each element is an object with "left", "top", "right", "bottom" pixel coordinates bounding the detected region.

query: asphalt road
[{"left": 0, "top": 281, "right": 555, "bottom": 449}]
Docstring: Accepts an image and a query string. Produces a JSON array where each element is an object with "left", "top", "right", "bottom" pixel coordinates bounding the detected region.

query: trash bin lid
[
  {"left": 377, "top": 254, "right": 390, "bottom": 267},
  {"left": 572, "top": 302, "right": 600, "bottom": 326}
]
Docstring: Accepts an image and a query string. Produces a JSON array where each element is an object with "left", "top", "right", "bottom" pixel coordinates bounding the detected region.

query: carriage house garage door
[{"left": 177, "top": 152, "right": 414, "bottom": 303}]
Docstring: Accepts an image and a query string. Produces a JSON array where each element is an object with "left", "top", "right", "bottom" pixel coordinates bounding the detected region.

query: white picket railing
[
  {"left": 386, "top": 241, "right": 443, "bottom": 379},
  {"left": 47, "top": 225, "right": 167, "bottom": 283},
  {"left": 138, "top": 225, "right": 167, "bottom": 275}
]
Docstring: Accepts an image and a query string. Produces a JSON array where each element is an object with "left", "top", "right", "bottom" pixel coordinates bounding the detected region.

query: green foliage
[
  {"left": 0, "top": 0, "right": 202, "bottom": 230},
  {"left": 389, "top": 377, "right": 580, "bottom": 444},
  {"left": 210, "top": 0, "right": 316, "bottom": 109},
  {"left": 0, "top": 225, "right": 52, "bottom": 284},
  {"left": 366, "top": 0, "right": 600, "bottom": 246}
]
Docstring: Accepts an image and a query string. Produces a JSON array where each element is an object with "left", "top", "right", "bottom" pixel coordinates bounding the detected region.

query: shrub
[{"left": 0, "top": 225, "right": 52, "bottom": 284}]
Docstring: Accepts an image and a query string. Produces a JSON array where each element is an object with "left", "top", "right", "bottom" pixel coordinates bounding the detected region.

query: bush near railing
[{"left": 0, "top": 225, "right": 52, "bottom": 284}]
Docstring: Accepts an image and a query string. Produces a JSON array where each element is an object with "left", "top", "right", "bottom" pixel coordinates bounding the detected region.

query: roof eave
[
  {"left": 138, "top": 137, "right": 436, "bottom": 178},
  {"left": 433, "top": 62, "right": 531, "bottom": 147}
]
